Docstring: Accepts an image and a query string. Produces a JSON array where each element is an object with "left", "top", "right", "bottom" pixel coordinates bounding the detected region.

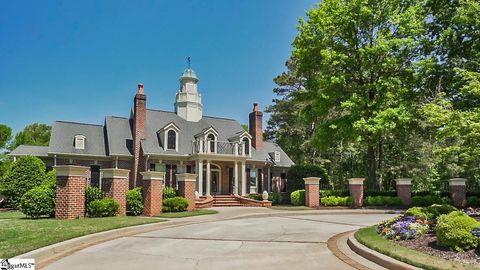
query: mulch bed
[{"left": 395, "top": 233, "right": 480, "bottom": 266}]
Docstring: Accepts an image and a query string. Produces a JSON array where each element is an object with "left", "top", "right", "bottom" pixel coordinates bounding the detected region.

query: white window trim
[
  {"left": 204, "top": 133, "right": 217, "bottom": 153},
  {"left": 74, "top": 135, "right": 86, "bottom": 150},
  {"left": 164, "top": 128, "right": 179, "bottom": 152},
  {"left": 274, "top": 151, "right": 281, "bottom": 162},
  {"left": 240, "top": 136, "right": 251, "bottom": 157}
]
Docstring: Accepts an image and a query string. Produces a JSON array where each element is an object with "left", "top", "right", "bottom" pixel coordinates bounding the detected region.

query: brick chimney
[
  {"left": 249, "top": 102, "right": 263, "bottom": 150},
  {"left": 132, "top": 83, "right": 146, "bottom": 188}
]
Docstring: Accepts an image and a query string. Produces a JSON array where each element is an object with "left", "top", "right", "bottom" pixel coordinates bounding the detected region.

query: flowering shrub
[{"left": 377, "top": 215, "right": 430, "bottom": 240}]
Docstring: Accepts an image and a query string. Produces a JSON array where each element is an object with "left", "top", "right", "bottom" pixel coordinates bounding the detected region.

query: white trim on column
[
  {"left": 198, "top": 159, "right": 203, "bottom": 195},
  {"left": 206, "top": 160, "right": 211, "bottom": 196},
  {"left": 241, "top": 161, "right": 246, "bottom": 196},
  {"left": 234, "top": 161, "right": 239, "bottom": 195}
]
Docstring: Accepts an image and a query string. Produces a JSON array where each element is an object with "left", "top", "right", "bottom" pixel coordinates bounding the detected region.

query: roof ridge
[
  {"left": 107, "top": 116, "right": 129, "bottom": 120},
  {"left": 55, "top": 120, "right": 103, "bottom": 127},
  {"left": 202, "top": 115, "right": 237, "bottom": 121},
  {"left": 146, "top": 108, "right": 175, "bottom": 114}
]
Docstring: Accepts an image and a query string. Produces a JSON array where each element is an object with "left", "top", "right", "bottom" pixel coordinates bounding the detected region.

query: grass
[
  {"left": 270, "top": 205, "right": 312, "bottom": 211},
  {"left": 355, "top": 227, "right": 479, "bottom": 270},
  {"left": 157, "top": 209, "right": 218, "bottom": 218},
  {"left": 0, "top": 211, "right": 164, "bottom": 258}
]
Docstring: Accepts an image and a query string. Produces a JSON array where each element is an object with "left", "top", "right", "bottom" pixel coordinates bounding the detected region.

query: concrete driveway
[{"left": 44, "top": 209, "right": 394, "bottom": 270}]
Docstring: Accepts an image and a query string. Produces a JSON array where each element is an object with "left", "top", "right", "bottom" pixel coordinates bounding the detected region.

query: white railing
[{"left": 192, "top": 139, "right": 246, "bottom": 156}]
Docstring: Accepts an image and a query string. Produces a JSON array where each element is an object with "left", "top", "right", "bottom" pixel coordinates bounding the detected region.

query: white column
[
  {"left": 241, "top": 161, "right": 246, "bottom": 196},
  {"left": 206, "top": 160, "right": 211, "bottom": 196},
  {"left": 267, "top": 167, "right": 271, "bottom": 192},
  {"left": 234, "top": 161, "right": 239, "bottom": 195},
  {"left": 198, "top": 159, "right": 203, "bottom": 195}
]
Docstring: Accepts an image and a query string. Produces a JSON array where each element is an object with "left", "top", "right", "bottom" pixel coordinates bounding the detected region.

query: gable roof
[
  {"left": 48, "top": 121, "right": 107, "bottom": 157},
  {"left": 9, "top": 145, "right": 49, "bottom": 157},
  {"left": 105, "top": 116, "right": 133, "bottom": 156}
]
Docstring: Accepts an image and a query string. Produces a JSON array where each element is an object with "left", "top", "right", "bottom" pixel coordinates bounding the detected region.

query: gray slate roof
[
  {"left": 105, "top": 116, "right": 133, "bottom": 156},
  {"left": 48, "top": 121, "right": 107, "bottom": 157},
  {"left": 251, "top": 141, "right": 295, "bottom": 167},
  {"left": 9, "top": 145, "right": 49, "bottom": 157}
]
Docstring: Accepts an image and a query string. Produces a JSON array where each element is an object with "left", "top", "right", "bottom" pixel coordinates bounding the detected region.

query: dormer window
[
  {"left": 207, "top": 133, "right": 216, "bottom": 153},
  {"left": 167, "top": 130, "right": 177, "bottom": 150},
  {"left": 242, "top": 137, "right": 250, "bottom": 155},
  {"left": 274, "top": 151, "right": 281, "bottom": 162},
  {"left": 74, "top": 135, "right": 86, "bottom": 150}
]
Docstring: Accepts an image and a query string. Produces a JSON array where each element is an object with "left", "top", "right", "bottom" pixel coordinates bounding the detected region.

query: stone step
[{"left": 212, "top": 204, "right": 244, "bottom": 207}]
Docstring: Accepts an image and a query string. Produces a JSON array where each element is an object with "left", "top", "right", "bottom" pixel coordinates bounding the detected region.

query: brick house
[{"left": 10, "top": 68, "right": 294, "bottom": 196}]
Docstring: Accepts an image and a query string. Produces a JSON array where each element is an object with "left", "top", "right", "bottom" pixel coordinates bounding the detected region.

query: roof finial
[{"left": 187, "top": 56, "right": 191, "bottom": 69}]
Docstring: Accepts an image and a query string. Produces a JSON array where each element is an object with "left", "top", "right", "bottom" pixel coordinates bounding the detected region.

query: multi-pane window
[
  {"left": 167, "top": 130, "right": 176, "bottom": 150},
  {"left": 74, "top": 135, "right": 85, "bottom": 150},
  {"left": 207, "top": 134, "right": 216, "bottom": 152},
  {"left": 243, "top": 137, "right": 250, "bottom": 155}
]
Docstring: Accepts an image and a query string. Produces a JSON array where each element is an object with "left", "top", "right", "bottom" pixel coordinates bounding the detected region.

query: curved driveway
[{"left": 44, "top": 208, "right": 395, "bottom": 270}]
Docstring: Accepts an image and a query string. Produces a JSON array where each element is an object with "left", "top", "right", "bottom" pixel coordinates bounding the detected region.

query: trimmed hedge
[
  {"left": 321, "top": 196, "right": 353, "bottom": 206},
  {"left": 436, "top": 211, "right": 480, "bottom": 251},
  {"left": 290, "top": 190, "right": 305, "bottom": 206},
  {"left": 321, "top": 190, "right": 350, "bottom": 197},
  {"left": 85, "top": 186, "right": 103, "bottom": 214},
  {"left": 163, "top": 197, "right": 189, "bottom": 212},
  {"left": 163, "top": 187, "right": 177, "bottom": 200},
  {"left": 364, "top": 190, "right": 397, "bottom": 197},
  {"left": 404, "top": 204, "right": 457, "bottom": 219},
  {"left": 364, "top": 196, "right": 403, "bottom": 206},
  {"left": 88, "top": 198, "right": 120, "bottom": 217},
  {"left": 411, "top": 195, "right": 451, "bottom": 207},
  {"left": 126, "top": 187, "right": 143, "bottom": 216},
  {"left": 19, "top": 185, "right": 55, "bottom": 218},
  {"left": 247, "top": 194, "right": 262, "bottom": 201},
  {"left": 269, "top": 192, "right": 283, "bottom": 205},
  {"left": 1, "top": 155, "right": 47, "bottom": 207}
]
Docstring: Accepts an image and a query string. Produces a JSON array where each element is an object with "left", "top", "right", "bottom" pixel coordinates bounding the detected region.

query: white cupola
[{"left": 175, "top": 68, "right": 203, "bottom": 122}]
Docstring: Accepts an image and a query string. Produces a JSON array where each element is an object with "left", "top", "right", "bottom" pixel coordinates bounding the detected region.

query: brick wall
[
  {"left": 305, "top": 184, "right": 319, "bottom": 208},
  {"left": 133, "top": 87, "right": 147, "bottom": 189},
  {"left": 103, "top": 177, "right": 129, "bottom": 215},
  {"left": 55, "top": 175, "right": 86, "bottom": 219},
  {"left": 249, "top": 103, "right": 263, "bottom": 150},
  {"left": 178, "top": 180, "right": 196, "bottom": 211},
  {"left": 143, "top": 179, "right": 163, "bottom": 216}
]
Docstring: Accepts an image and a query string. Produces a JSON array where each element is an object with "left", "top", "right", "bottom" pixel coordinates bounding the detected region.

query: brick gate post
[
  {"left": 303, "top": 177, "right": 320, "bottom": 208},
  {"left": 54, "top": 165, "right": 88, "bottom": 219},
  {"left": 141, "top": 171, "right": 165, "bottom": 217},
  {"left": 348, "top": 178, "right": 365, "bottom": 208},
  {"left": 177, "top": 173, "right": 198, "bottom": 211},
  {"left": 101, "top": 168, "right": 130, "bottom": 216},
  {"left": 449, "top": 178, "right": 467, "bottom": 208},
  {"left": 395, "top": 178, "right": 412, "bottom": 207}
]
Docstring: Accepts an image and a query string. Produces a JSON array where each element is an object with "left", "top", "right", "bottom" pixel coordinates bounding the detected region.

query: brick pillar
[
  {"left": 349, "top": 178, "right": 365, "bottom": 208},
  {"left": 177, "top": 173, "right": 198, "bottom": 211},
  {"left": 101, "top": 168, "right": 130, "bottom": 216},
  {"left": 395, "top": 178, "right": 412, "bottom": 206},
  {"left": 303, "top": 177, "right": 320, "bottom": 208},
  {"left": 249, "top": 103, "right": 264, "bottom": 150},
  {"left": 449, "top": 178, "right": 466, "bottom": 208},
  {"left": 54, "top": 165, "right": 88, "bottom": 219},
  {"left": 141, "top": 171, "right": 165, "bottom": 217}
]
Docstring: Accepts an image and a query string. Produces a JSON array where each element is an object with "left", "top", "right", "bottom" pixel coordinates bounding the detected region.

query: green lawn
[
  {"left": 270, "top": 205, "right": 312, "bottom": 211},
  {"left": 0, "top": 211, "right": 164, "bottom": 258},
  {"left": 157, "top": 209, "right": 218, "bottom": 218},
  {"left": 355, "top": 227, "right": 479, "bottom": 270}
]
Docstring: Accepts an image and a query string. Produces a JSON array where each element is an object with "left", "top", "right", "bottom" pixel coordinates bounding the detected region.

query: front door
[{"left": 211, "top": 171, "right": 220, "bottom": 194}]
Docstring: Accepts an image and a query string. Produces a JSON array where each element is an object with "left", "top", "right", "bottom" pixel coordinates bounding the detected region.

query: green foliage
[
  {"left": 247, "top": 194, "right": 262, "bottom": 201},
  {"left": 467, "top": 196, "right": 480, "bottom": 207},
  {"left": 87, "top": 198, "right": 120, "bottom": 217},
  {"left": 1, "top": 155, "right": 46, "bottom": 207},
  {"left": 19, "top": 185, "right": 55, "bottom": 218},
  {"left": 364, "top": 196, "right": 403, "bottom": 207},
  {"left": 411, "top": 195, "right": 451, "bottom": 207},
  {"left": 287, "top": 165, "right": 327, "bottom": 193},
  {"left": 321, "top": 196, "right": 353, "bottom": 207},
  {"left": 43, "top": 170, "right": 56, "bottom": 190},
  {"left": 364, "top": 190, "right": 397, "bottom": 197},
  {"left": 85, "top": 186, "right": 103, "bottom": 214},
  {"left": 404, "top": 204, "right": 458, "bottom": 219},
  {"left": 0, "top": 124, "right": 12, "bottom": 149},
  {"left": 162, "top": 197, "right": 189, "bottom": 212},
  {"left": 163, "top": 187, "right": 177, "bottom": 200},
  {"left": 11, "top": 123, "right": 51, "bottom": 149},
  {"left": 290, "top": 190, "right": 305, "bottom": 206},
  {"left": 436, "top": 211, "right": 480, "bottom": 251},
  {"left": 321, "top": 189, "right": 350, "bottom": 197},
  {"left": 126, "top": 187, "right": 143, "bottom": 216},
  {"left": 268, "top": 192, "right": 283, "bottom": 205}
]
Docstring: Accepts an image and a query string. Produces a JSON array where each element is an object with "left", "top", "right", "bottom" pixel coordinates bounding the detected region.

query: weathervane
[{"left": 187, "top": 56, "right": 191, "bottom": 69}]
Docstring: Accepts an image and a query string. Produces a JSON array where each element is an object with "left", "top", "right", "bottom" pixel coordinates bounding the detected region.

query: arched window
[
  {"left": 207, "top": 134, "right": 216, "bottom": 153},
  {"left": 74, "top": 135, "right": 86, "bottom": 150},
  {"left": 167, "top": 130, "right": 176, "bottom": 150},
  {"left": 243, "top": 137, "right": 250, "bottom": 155}
]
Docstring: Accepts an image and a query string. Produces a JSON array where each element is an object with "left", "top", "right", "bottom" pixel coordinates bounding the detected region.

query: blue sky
[{"left": 0, "top": 0, "right": 317, "bottom": 134}]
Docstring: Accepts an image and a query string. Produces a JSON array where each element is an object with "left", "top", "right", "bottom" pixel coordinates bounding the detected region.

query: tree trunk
[
  {"left": 378, "top": 136, "right": 384, "bottom": 188},
  {"left": 367, "top": 142, "right": 377, "bottom": 188}
]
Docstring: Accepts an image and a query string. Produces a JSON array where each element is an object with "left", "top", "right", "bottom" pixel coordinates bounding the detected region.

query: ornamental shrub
[
  {"left": 247, "top": 194, "right": 262, "bottom": 201},
  {"left": 321, "top": 196, "right": 353, "bottom": 206},
  {"left": 404, "top": 204, "right": 457, "bottom": 220},
  {"left": 43, "top": 170, "right": 57, "bottom": 190},
  {"left": 85, "top": 186, "right": 103, "bottom": 214},
  {"left": 467, "top": 196, "right": 480, "bottom": 207},
  {"left": 404, "top": 207, "right": 429, "bottom": 219},
  {"left": 290, "top": 190, "right": 305, "bottom": 206},
  {"left": 19, "top": 185, "right": 55, "bottom": 218},
  {"left": 88, "top": 198, "right": 120, "bottom": 217},
  {"left": 126, "top": 187, "right": 143, "bottom": 216},
  {"left": 412, "top": 195, "right": 451, "bottom": 207},
  {"left": 163, "top": 187, "right": 177, "bottom": 200},
  {"left": 1, "top": 155, "right": 46, "bottom": 207},
  {"left": 436, "top": 211, "right": 480, "bottom": 251},
  {"left": 162, "top": 196, "right": 189, "bottom": 212},
  {"left": 364, "top": 190, "right": 397, "bottom": 197},
  {"left": 364, "top": 196, "right": 403, "bottom": 206},
  {"left": 269, "top": 192, "right": 282, "bottom": 205},
  {"left": 321, "top": 189, "right": 350, "bottom": 197}
]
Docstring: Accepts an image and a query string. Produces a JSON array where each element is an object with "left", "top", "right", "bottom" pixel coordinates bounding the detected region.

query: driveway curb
[
  {"left": 14, "top": 208, "right": 401, "bottom": 269},
  {"left": 347, "top": 232, "right": 422, "bottom": 270}
]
